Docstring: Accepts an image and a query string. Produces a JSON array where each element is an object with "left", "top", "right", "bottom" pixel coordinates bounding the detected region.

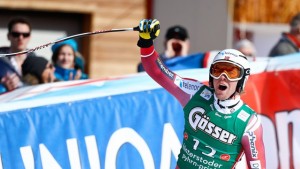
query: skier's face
[{"left": 213, "top": 75, "right": 238, "bottom": 100}]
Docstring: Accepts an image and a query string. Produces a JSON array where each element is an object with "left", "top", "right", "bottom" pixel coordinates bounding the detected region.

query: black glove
[{"left": 137, "top": 19, "right": 160, "bottom": 48}]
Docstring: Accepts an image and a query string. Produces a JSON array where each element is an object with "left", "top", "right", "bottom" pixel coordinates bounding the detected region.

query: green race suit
[{"left": 177, "top": 86, "right": 255, "bottom": 169}]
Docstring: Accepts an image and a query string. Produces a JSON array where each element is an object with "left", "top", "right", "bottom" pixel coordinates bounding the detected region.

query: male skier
[{"left": 136, "top": 19, "right": 266, "bottom": 169}]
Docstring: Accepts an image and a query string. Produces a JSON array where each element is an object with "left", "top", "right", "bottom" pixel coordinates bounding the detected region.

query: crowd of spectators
[{"left": 0, "top": 16, "right": 88, "bottom": 94}]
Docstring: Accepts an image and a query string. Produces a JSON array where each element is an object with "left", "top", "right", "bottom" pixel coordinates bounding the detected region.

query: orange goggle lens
[{"left": 210, "top": 62, "right": 242, "bottom": 81}]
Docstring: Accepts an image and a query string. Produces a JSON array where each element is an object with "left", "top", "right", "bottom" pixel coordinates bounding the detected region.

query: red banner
[{"left": 242, "top": 69, "right": 300, "bottom": 169}]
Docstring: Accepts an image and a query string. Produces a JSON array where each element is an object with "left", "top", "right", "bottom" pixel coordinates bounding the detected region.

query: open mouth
[{"left": 218, "top": 84, "right": 227, "bottom": 91}]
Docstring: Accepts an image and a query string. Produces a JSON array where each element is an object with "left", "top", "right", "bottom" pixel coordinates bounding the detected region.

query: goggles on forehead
[{"left": 210, "top": 62, "right": 244, "bottom": 81}]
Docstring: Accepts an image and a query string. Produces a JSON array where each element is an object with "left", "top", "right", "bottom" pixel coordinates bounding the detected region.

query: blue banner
[{"left": 0, "top": 71, "right": 200, "bottom": 169}]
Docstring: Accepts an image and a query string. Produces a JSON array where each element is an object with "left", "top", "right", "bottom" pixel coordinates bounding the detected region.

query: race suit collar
[{"left": 213, "top": 94, "right": 243, "bottom": 114}]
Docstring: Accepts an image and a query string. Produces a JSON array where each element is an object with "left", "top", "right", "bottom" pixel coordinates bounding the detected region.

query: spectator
[
  {"left": 137, "top": 25, "right": 190, "bottom": 72},
  {"left": 22, "top": 56, "right": 56, "bottom": 85},
  {"left": 51, "top": 39, "right": 88, "bottom": 81},
  {"left": 234, "top": 39, "right": 256, "bottom": 61},
  {"left": 269, "top": 12, "right": 300, "bottom": 57},
  {"left": 163, "top": 25, "right": 190, "bottom": 58},
  {"left": 0, "top": 16, "right": 36, "bottom": 92}
]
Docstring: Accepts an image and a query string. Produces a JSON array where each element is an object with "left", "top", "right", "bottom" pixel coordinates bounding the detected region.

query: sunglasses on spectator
[{"left": 10, "top": 32, "right": 31, "bottom": 38}]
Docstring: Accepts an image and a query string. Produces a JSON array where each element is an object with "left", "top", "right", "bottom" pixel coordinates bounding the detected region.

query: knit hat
[
  {"left": 166, "top": 25, "right": 189, "bottom": 41},
  {"left": 22, "top": 56, "right": 49, "bottom": 83},
  {"left": 51, "top": 39, "right": 78, "bottom": 53}
]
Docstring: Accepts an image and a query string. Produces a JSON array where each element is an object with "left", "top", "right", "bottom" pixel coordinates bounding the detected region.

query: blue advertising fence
[{"left": 0, "top": 69, "right": 207, "bottom": 169}]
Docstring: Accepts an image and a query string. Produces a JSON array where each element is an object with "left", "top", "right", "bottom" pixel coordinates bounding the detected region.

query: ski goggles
[{"left": 210, "top": 62, "right": 243, "bottom": 81}]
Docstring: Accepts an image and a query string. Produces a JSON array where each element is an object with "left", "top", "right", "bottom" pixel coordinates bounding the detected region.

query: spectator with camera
[{"left": 137, "top": 25, "right": 190, "bottom": 72}]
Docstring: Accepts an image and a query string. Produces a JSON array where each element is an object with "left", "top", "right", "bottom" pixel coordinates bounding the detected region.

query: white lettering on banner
[
  {"left": 20, "top": 146, "right": 35, "bottom": 169},
  {"left": 259, "top": 109, "right": 300, "bottom": 169},
  {"left": 20, "top": 145, "right": 62, "bottom": 169},
  {"left": 259, "top": 116, "right": 278, "bottom": 169},
  {"left": 39, "top": 144, "right": 62, "bottom": 169},
  {"left": 105, "top": 127, "right": 155, "bottom": 169},
  {"left": 0, "top": 154, "right": 2, "bottom": 169},
  {"left": 275, "top": 109, "right": 300, "bottom": 169},
  {"left": 67, "top": 139, "right": 81, "bottom": 169},
  {"left": 15, "top": 124, "right": 180, "bottom": 169},
  {"left": 85, "top": 136, "right": 101, "bottom": 169},
  {"left": 160, "top": 123, "right": 181, "bottom": 169}
]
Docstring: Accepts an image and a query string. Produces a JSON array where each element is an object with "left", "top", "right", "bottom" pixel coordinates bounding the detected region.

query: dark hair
[
  {"left": 165, "top": 25, "right": 189, "bottom": 41},
  {"left": 8, "top": 16, "right": 32, "bottom": 33},
  {"left": 290, "top": 13, "right": 300, "bottom": 28},
  {"left": 22, "top": 56, "right": 49, "bottom": 84},
  {"left": 51, "top": 44, "right": 76, "bottom": 64}
]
